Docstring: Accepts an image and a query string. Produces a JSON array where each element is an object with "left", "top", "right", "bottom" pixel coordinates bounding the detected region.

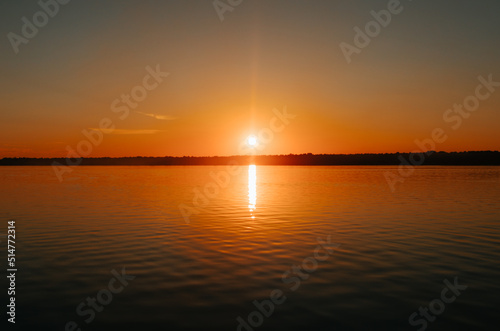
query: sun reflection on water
[{"left": 248, "top": 165, "right": 256, "bottom": 217}]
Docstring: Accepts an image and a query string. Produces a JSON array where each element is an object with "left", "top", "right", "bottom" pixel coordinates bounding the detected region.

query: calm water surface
[{"left": 0, "top": 166, "right": 499, "bottom": 330}]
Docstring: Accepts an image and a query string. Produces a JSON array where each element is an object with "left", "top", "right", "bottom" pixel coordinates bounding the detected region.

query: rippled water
[{"left": 1, "top": 166, "right": 499, "bottom": 330}]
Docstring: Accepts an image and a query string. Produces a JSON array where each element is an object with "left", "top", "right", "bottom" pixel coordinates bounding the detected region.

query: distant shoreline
[{"left": 1, "top": 151, "right": 499, "bottom": 166}]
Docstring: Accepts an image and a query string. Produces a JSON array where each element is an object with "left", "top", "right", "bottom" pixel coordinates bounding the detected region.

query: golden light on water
[{"left": 248, "top": 165, "right": 257, "bottom": 215}]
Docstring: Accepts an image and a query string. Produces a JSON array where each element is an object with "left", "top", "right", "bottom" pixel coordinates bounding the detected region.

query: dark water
[{"left": 0, "top": 166, "right": 499, "bottom": 330}]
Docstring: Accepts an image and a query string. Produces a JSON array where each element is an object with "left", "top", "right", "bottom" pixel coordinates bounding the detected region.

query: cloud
[
  {"left": 88, "top": 128, "right": 164, "bottom": 135},
  {"left": 135, "top": 111, "right": 176, "bottom": 120},
  {"left": 0, "top": 147, "right": 32, "bottom": 153}
]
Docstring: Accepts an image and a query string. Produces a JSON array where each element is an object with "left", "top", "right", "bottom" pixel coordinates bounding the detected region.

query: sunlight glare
[
  {"left": 248, "top": 165, "right": 256, "bottom": 212},
  {"left": 247, "top": 135, "right": 258, "bottom": 147}
]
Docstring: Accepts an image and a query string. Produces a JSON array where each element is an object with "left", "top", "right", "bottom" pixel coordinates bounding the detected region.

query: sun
[{"left": 247, "top": 135, "right": 258, "bottom": 147}]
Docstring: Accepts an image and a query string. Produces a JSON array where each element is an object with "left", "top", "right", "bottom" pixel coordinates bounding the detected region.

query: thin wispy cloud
[
  {"left": 135, "top": 111, "right": 177, "bottom": 120},
  {"left": 88, "top": 128, "right": 164, "bottom": 135},
  {"left": 0, "top": 147, "right": 32, "bottom": 154}
]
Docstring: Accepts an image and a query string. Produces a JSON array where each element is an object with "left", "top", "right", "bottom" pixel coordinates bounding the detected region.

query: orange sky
[{"left": 1, "top": 1, "right": 500, "bottom": 157}]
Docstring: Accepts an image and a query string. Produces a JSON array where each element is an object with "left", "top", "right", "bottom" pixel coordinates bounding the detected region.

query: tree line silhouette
[{"left": 1, "top": 151, "right": 499, "bottom": 166}]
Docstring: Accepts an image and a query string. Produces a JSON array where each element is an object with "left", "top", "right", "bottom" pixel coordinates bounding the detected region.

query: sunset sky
[{"left": 1, "top": 0, "right": 499, "bottom": 157}]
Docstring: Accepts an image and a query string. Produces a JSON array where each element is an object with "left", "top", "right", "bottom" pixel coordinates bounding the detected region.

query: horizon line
[{"left": 1, "top": 150, "right": 500, "bottom": 160}]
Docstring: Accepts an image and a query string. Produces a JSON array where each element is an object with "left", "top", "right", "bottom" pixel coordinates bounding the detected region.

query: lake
[{"left": 1, "top": 166, "right": 499, "bottom": 330}]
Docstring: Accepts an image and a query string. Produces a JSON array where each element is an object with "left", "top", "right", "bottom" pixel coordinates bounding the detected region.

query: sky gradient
[{"left": 1, "top": 0, "right": 499, "bottom": 157}]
